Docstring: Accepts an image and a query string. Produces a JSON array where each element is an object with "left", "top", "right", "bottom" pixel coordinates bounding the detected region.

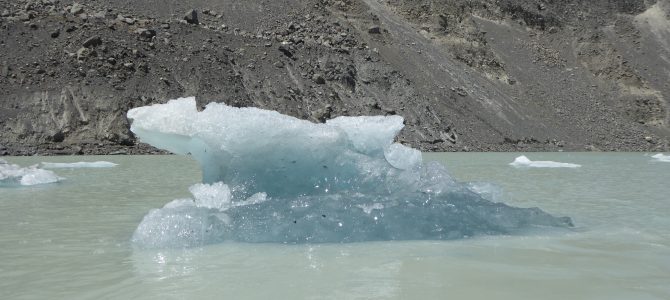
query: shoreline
[{"left": 1, "top": 141, "right": 668, "bottom": 157}]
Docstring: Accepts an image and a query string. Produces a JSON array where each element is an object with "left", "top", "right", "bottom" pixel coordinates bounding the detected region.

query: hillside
[{"left": 1, "top": 0, "right": 669, "bottom": 155}]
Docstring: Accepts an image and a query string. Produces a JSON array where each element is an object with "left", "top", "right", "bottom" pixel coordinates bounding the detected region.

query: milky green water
[{"left": 1, "top": 153, "right": 668, "bottom": 299}]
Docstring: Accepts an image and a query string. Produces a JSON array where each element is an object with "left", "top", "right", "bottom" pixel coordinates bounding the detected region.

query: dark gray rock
[
  {"left": 82, "top": 36, "right": 102, "bottom": 48},
  {"left": 312, "top": 74, "right": 325, "bottom": 84},
  {"left": 368, "top": 26, "right": 381, "bottom": 34},
  {"left": 135, "top": 28, "right": 156, "bottom": 39},
  {"left": 1, "top": 64, "right": 9, "bottom": 77},
  {"left": 278, "top": 45, "right": 293, "bottom": 58},
  {"left": 76, "top": 47, "right": 90, "bottom": 60},
  {"left": 91, "top": 11, "right": 106, "bottom": 19},
  {"left": 70, "top": 3, "right": 84, "bottom": 15},
  {"left": 50, "top": 28, "right": 60, "bottom": 38},
  {"left": 117, "top": 14, "right": 135, "bottom": 25},
  {"left": 72, "top": 145, "right": 83, "bottom": 155},
  {"left": 51, "top": 131, "right": 65, "bottom": 143},
  {"left": 16, "top": 12, "right": 32, "bottom": 21},
  {"left": 312, "top": 104, "right": 333, "bottom": 123},
  {"left": 184, "top": 9, "right": 199, "bottom": 24},
  {"left": 454, "top": 87, "right": 468, "bottom": 97}
]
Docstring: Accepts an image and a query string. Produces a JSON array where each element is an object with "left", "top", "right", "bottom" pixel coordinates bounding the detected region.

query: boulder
[
  {"left": 184, "top": 9, "right": 199, "bottom": 24},
  {"left": 312, "top": 74, "right": 326, "bottom": 84},
  {"left": 135, "top": 28, "right": 156, "bottom": 39},
  {"left": 70, "top": 3, "right": 84, "bottom": 15},
  {"left": 83, "top": 36, "right": 102, "bottom": 48}
]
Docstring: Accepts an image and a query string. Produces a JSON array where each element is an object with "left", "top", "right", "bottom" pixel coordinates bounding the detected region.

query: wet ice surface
[
  {"left": 510, "top": 155, "right": 582, "bottom": 168},
  {"left": 128, "top": 98, "right": 573, "bottom": 248},
  {"left": 41, "top": 161, "right": 118, "bottom": 168},
  {"left": 0, "top": 158, "right": 63, "bottom": 187},
  {"left": 651, "top": 153, "right": 670, "bottom": 162}
]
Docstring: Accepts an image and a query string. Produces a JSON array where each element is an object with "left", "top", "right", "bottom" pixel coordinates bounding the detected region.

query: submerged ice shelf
[
  {"left": 128, "top": 97, "right": 573, "bottom": 248},
  {"left": 0, "top": 159, "right": 63, "bottom": 186}
]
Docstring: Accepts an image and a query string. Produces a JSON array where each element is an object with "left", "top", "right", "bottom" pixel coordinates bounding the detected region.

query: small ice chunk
[
  {"left": 510, "top": 155, "right": 581, "bottom": 168},
  {"left": 190, "top": 182, "right": 232, "bottom": 210},
  {"left": 326, "top": 115, "right": 404, "bottom": 154},
  {"left": 1, "top": 159, "right": 63, "bottom": 186},
  {"left": 132, "top": 182, "right": 266, "bottom": 248},
  {"left": 466, "top": 182, "right": 504, "bottom": 202},
  {"left": 384, "top": 143, "right": 422, "bottom": 170},
  {"left": 131, "top": 206, "right": 229, "bottom": 248},
  {"left": 41, "top": 161, "right": 118, "bottom": 168},
  {"left": 651, "top": 153, "right": 670, "bottom": 162}
]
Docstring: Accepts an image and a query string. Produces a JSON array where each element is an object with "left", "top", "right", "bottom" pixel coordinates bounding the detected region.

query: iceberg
[
  {"left": 510, "top": 155, "right": 581, "bottom": 168},
  {"left": 128, "top": 97, "right": 573, "bottom": 248},
  {"left": 651, "top": 153, "right": 670, "bottom": 162},
  {"left": 0, "top": 159, "right": 63, "bottom": 186},
  {"left": 41, "top": 161, "right": 118, "bottom": 168}
]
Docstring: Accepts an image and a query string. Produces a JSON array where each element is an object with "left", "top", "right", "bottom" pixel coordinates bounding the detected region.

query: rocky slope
[{"left": 1, "top": 0, "right": 669, "bottom": 155}]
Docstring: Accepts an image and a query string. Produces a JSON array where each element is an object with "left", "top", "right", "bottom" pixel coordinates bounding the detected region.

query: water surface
[{"left": 1, "top": 153, "right": 668, "bottom": 299}]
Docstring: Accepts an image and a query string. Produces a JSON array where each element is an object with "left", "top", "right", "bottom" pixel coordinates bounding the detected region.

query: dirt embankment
[{"left": 1, "top": 0, "right": 669, "bottom": 155}]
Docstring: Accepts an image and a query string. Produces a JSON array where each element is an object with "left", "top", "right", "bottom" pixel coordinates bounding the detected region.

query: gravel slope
[{"left": 0, "top": 0, "right": 669, "bottom": 155}]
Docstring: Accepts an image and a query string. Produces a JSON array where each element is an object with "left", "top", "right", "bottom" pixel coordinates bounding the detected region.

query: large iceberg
[
  {"left": 128, "top": 97, "right": 573, "bottom": 248},
  {"left": 0, "top": 159, "right": 63, "bottom": 186}
]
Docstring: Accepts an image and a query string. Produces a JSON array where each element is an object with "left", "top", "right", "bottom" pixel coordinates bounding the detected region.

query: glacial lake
[{"left": 1, "top": 153, "right": 669, "bottom": 299}]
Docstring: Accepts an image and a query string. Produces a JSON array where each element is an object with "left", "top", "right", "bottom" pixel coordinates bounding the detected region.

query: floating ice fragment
[
  {"left": 651, "top": 153, "right": 670, "bottom": 162},
  {"left": 132, "top": 182, "right": 264, "bottom": 248},
  {"left": 0, "top": 159, "right": 63, "bottom": 186},
  {"left": 384, "top": 143, "right": 422, "bottom": 170},
  {"left": 41, "top": 161, "right": 118, "bottom": 168},
  {"left": 326, "top": 116, "right": 404, "bottom": 155},
  {"left": 510, "top": 155, "right": 581, "bottom": 168},
  {"left": 128, "top": 98, "right": 573, "bottom": 248}
]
